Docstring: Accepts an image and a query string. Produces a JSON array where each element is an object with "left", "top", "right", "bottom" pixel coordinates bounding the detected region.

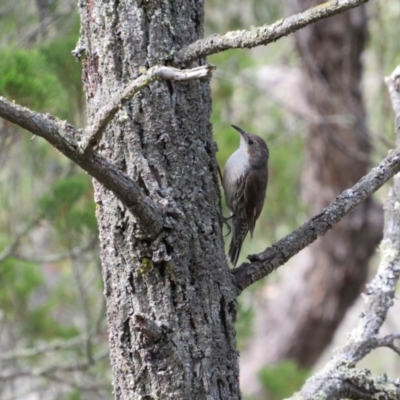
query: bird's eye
[{"left": 248, "top": 139, "right": 253, "bottom": 145}]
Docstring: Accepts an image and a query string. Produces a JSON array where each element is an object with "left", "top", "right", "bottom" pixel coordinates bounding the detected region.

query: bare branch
[
  {"left": 287, "top": 172, "right": 400, "bottom": 400},
  {"left": 0, "top": 97, "right": 163, "bottom": 238},
  {"left": 234, "top": 147, "right": 400, "bottom": 293},
  {"left": 81, "top": 64, "right": 215, "bottom": 154},
  {"left": 374, "top": 334, "right": 400, "bottom": 357},
  {"left": 285, "top": 64, "right": 400, "bottom": 400},
  {"left": 176, "top": 0, "right": 370, "bottom": 64},
  {"left": 289, "top": 369, "right": 400, "bottom": 400}
]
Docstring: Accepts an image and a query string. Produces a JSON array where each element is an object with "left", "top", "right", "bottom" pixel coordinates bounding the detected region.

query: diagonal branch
[
  {"left": 81, "top": 64, "right": 215, "bottom": 154},
  {"left": 287, "top": 152, "right": 400, "bottom": 400},
  {"left": 284, "top": 64, "right": 400, "bottom": 400},
  {"left": 234, "top": 147, "right": 400, "bottom": 293},
  {"left": 0, "top": 97, "right": 163, "bottom": 238},
  {"left": 175, "top": 0, "right": 370, "bottom": 64},
  {"left": 288, "top": 369, "right": 400, "bottom": 400}
]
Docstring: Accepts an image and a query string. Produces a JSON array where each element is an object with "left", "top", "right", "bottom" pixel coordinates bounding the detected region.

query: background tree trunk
[
  {"left": 241, "top": 2, "right": 383, "bottom": 396},
  {"left": 78, "top": 1, "right": 240, "bottom": 399}
]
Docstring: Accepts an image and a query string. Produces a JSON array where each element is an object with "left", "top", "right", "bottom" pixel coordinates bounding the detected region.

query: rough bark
[
  {"left": 241, "top": 2, "right": 383, "bottom": 395},
  {"left": 78, "top": 1, "right": 239, "bottom": 399}
]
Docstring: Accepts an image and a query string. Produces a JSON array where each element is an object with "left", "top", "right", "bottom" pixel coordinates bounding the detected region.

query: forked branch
[
  {"left": 0, "top": 96, "right": 163, "bottom": 237},
  {"left": 0, "top": 65, "right": 215, "bottom": 238},
  {"left": 81, "top": 64, "right": 215, "bottom": 154}
]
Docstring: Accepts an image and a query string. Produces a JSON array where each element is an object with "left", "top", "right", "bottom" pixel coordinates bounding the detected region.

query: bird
[{"left": 222, "top": 125, "right": 269, "bottom": 266}]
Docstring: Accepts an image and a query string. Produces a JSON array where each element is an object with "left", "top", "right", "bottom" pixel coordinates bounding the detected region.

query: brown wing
[{"left": 244, "top": 168, "right": 268, "bottom": 238}]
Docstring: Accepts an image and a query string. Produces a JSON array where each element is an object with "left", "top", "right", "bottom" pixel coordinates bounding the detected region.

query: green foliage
[
  {"left": 0, "top": 13, "right": 83, "bottom": 122},
  {"left": 0, "top": 47, "right": 67, "bottom": 113},
  {"left": 61, "top": 390, "right": 81, "bottom": 400},
  {"left": 25, "top": 303, "right": 79, "bottom": 340},
  {"left": 39, "top": 17, "right": 85, "bottom": 123},
  {"left": 0, "top": 4, "right": 107, "bottom": 398},
  {"left": 258, "top": 360, "right": 310, "bottom": 400},
  {"left": 37, "top": 174, "right": 97, "bottom": 244},
  {"left": 0, "top": 258, "right": 43, "bottom": 315},
  {"left": 0, "top": 258, "right": 79, "bottom": 340}
]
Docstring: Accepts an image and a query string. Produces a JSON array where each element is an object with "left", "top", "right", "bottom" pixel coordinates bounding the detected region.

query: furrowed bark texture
[
  {"left": 241, "top": 3, "right": 382, "bottom": 395},
  {"left": 78, "top": 1, "right": 239, "bottom": 399}
]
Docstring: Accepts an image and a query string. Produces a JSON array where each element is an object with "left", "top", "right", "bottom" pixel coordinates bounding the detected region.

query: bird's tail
[{"left": 229, "top": 218, "right": 249, "bottom": 266}]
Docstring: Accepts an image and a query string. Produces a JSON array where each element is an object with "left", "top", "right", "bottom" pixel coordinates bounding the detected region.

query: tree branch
[
  {"left": 234, "top": 148, "right": 400, "bottom": 293},
  {"left": 287, "top": 166, "right": 400, "bottom": 400},
  {"left": 175, "top": 0, "right": 370, "bottom": 64},
  {"left": 289, "top": 369, "right": 400, "bottom": 400},
  {"left": 374, "top": 333, "right": 400, "bottom": 357},
  {"left": 0, "top": 97, "right": 163, "bottom": 238},
  {"left": 284, "top": 64, "right": 400, "bottom": 400},
  {"left": 81, "top": 64, "right": 215, "bottom": 154}
]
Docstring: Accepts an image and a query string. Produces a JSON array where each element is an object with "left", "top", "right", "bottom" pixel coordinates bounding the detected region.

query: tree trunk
[
  {"left": 78, "top": 1, "right": 240, "bottom": 399},
  {"left": 241, "top": 2, "right": 383, "bottom": 395}
]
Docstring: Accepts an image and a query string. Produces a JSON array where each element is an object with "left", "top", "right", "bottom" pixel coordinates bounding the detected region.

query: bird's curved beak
[{"left": 231, "top": 125, "right": 249, "bottom": 141}]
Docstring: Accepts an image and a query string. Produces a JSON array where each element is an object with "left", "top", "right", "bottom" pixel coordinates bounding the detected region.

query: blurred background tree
[{"left": 0, "top": 0, "right": 399, "bottom": 399}]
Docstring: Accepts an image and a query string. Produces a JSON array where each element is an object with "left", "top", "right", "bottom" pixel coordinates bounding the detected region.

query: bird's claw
[{"left": 221, "top": 215, "right": 233, "bottom": 237}]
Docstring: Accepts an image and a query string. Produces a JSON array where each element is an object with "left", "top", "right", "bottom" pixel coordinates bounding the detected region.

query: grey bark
[{"left": 77, "top": 1, "right": 239, "bottom": 399}]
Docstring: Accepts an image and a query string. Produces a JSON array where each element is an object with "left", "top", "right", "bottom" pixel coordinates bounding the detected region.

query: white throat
[{"left": 224, "top": 144, "right": 250, "bottom": 183}]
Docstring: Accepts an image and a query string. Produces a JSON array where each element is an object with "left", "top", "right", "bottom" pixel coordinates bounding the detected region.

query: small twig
[
  {"left": 81, "top": 64, "right": 215, "bottom": 154},
  {"left": 175, "top": 0, "right": 369, "bottom": 64},
  {"left": 374, "top": 334, "right": 400, "bottom": 357}
]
